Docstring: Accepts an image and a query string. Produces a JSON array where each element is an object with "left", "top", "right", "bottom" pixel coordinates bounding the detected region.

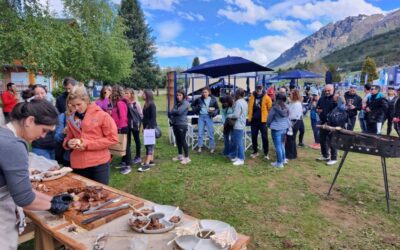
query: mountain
[
  {"left": 268, "top": 9, "right": 400, "bottom": 69},
  {"left": 322, "top": 27, "right": 400, "bottom": 71}
]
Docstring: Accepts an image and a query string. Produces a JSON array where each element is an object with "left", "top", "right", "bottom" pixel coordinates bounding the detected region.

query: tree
[
  {"left": 192, "top": 57, "right": 200, "bottom": 67},
  {"left": 119, "top": 0, "right": 159, "bottom": 89},
  {"left": 361, "top": 57, "right": 378, "bottom": 84}
]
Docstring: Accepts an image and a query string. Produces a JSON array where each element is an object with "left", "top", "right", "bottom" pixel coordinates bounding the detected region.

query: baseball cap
[
  {"left": 349, "top": 84, "right": 357, "bottom": 89},
  {"left": 387, "top": 85, "right": 395, "bottom": 90}
]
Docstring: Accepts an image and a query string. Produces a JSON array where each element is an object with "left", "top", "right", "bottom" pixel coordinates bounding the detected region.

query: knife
[
  {"left": 82, "top": 196, "right": 123, "bottom": 215},
  {"left": 81, "top": 203, "right": 130, "bottom": 225}
]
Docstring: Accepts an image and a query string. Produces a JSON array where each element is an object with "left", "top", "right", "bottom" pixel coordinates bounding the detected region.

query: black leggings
[
  {"left": 173, "top": 125, "right": 188, "bottom": 157},
  {"left": 73, "top": 162, "right": 110, "bottom": 185},
  {"left": 122, "top": 128, "right": 141, "bottom": 164},
  {"left": 298, "top": 119, "right": 305, "bottom": 144},
  {"left": 285, "top": 120, "right": 300, "bottom": 159}
]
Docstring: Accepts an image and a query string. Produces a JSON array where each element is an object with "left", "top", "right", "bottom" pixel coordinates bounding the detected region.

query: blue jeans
[
  {"left": 198, "top": 114, "right": 215, "bottom": 149},
  {"left": 310, "top": 118, "right": 320, "bottom": 143},
  {"left": 32, "top": 147, "right": 55, "bottom": 160},
  {"left": 223, "top": 131, "right": 233, "bottom": 156},
  {"left": 359, "top": 110, "right": 367, "bottom": 133},
  {"left": 229, "top": 129, "right": 245, "bottom": 160},
  {"left": 271, "top": 129, "right": 287, "bottom": 164}
]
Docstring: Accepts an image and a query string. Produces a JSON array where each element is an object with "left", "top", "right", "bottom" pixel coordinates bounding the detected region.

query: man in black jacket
[
  {"left": 56, "top": 77, "right": 76, "bottom": 114},
  {"left": 344, "top": 85, "right": 362, "bottom": 131},
  {"left": 316, "top": 84, "right": 338, "bottom": 166}
]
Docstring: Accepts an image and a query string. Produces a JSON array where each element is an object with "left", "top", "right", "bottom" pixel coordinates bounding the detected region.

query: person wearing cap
[
  {"left": 359, "top": 84, "right": 371, "bottom": 133},
  {"left": 1, "top": 82, "right": 19, "bottom": 123},
  {"left": 309, "top": 89, "right": 320, "bottom": 149},
  {"left": 247, "top": 82, "right": 272, "bottom": 159},
  {"left": 385, "top": 85, "right": 398, "bottom": 136},
  {"left": 365, "top": 85, "right": 388, "bottom": 134},
  {"left": 344, "top": 85, "right": 362, "bottom": 131}
]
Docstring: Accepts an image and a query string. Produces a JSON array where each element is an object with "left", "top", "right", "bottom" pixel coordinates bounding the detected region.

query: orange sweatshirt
[{"left": 63, "top": 104, "right": 118, "bottom": 169}]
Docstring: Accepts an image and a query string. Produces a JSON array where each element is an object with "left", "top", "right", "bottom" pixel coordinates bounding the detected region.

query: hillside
[
  {"left": 322, "top": 28, "right": 400, "bottom": 71},
  {"left": 268, "top": 9, "right": 400, "bottom": 69}
]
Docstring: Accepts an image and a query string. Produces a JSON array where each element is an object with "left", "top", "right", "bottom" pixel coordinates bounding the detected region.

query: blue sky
[{"left": 43, "top": 0, "right": 398, "bottom": 68}]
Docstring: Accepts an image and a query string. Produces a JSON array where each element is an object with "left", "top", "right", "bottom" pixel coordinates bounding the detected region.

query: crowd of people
[{"left": 2, "top": 76, "right": 400, "bottom": 248}]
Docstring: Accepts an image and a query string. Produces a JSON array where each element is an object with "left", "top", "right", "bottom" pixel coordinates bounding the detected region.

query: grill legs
[
  {"left": 327, "top": 151, "right": 348, "bottom": 196},
  {"left": 381, "top": 157, "right": 390, "bottom": 213}
]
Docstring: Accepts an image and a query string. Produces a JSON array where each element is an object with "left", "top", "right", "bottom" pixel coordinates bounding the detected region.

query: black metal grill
[{"left": 319, "top": 125, "right": 400, "bottom": 213}]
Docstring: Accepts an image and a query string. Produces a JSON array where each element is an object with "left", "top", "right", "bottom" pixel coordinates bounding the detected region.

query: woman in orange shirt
[{"left": 63, "top": 85, "right": 118, "bottom": 184}]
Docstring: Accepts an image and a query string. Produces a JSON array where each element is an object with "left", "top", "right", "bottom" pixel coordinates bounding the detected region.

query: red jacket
[
  {"left": 63, "top": 104, "right": 118, "bottom": 169},
  {"left": 1, "top": 90, "right": 18, "bottom": 112}
]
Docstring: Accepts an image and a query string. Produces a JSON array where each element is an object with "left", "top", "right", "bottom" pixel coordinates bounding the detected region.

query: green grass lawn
[{"left": 20, "top": 94, "right": 400, "bottom": 249}]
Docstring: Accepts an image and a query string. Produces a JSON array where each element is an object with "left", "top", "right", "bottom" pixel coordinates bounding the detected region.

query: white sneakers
[
  {"left": 233, "top": 159, "right": 244, "bottom": 166},
  {"left": 181, "top": 157, "right": 191, "bottom": 165},
  {"left": 172, "top": 155, "right": 183, "bottom": 162},
  {"left": 326, "top": 160, "right": 337, "bottom": 166}
]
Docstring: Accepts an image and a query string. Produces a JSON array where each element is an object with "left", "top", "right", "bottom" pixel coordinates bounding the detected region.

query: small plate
[
  {"left": 153, "top": 204, "right": 184, "bottom": 225},
  {"left": 128, "top": 216, "right": 150, "bottom": 233},
  {"left": 142, "top": 212, "right": 174, "bottom": 234}
]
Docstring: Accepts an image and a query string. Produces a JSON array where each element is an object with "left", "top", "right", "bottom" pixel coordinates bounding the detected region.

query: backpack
[
  {"left": 127, "top": 102, "right": 142, "bottom": 131},
  {"left": 327, "top": 101, "right": 348, "bottom": 127}
]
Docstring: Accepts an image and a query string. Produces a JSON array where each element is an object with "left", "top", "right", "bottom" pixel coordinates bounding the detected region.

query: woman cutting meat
[
  {"left": 0, "top": 99, "right": 72, "bottom": 249},
  {"left": 63, "top": 84, "right": 118, "bottom": 184}
]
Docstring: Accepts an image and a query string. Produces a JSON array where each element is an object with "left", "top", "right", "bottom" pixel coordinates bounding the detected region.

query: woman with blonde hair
[
  {"left": 63, "top": 84, "right": 118, "bottom": 184},
  {"left": 124, "top": 88, "right": 143, "bottom": 166},
  {"left": 285, "top": 89, "right": 303, "bottom": 160}
]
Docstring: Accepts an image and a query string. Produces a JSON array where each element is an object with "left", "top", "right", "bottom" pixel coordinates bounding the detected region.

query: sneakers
[
  {"left": 141, "top": 161, "right": 155, "bottom": 167},
  {"left": 284, "top": 158, "right": 289, "bottom": 164},
  {"left": 326, "top": 160, "right": 338, "bottom": 166},
  {"left": 115, "top": 162, "right": 127, "bottom": 169},
  {"left": 138, "top": 165, "right": 150, "bottom": 172},
  {"left": 172, "top": 155, "right": 183, "bottom": 162},
  {"left": 181, "top": 157, "right": 191, "bottom": 165},
  {"left": 298, "top": 143, "right": 305, "bottom": 147},
  {"left": 197, "top": 147, "right": 202, "bottom": 153},
  {"left": 120, "top": 166, "right": 132, "bottom": 175},
  {"left": 316, "top": 156, "right": 330, "bottom": 161},
  {"left": 264, "top": 154, "right": 270, "bottom": 160},
  {"left": 233, "top": 159, "right": 244, "bottom": 166},
  {"left": 271, "top": 162, "right": 284, "bottom": 168},
  {"left": 210, "top": 148, "right": 215, "bottom": 154},
  {"left": 230, "top": 157, "right": 238, "bottom": 162},
  {"left": 250, "top": 152, "right": 259, "bottom": 159},
  {"left": 132, "top": 157, "right": 142, "bottom": 164}
]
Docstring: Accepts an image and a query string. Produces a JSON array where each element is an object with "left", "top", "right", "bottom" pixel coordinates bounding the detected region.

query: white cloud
[
  {"left": 307, "top": 21, "right": 323, "bottom": 31},
  {"left": 140, "top": 0, "right": 179, "bottom": 11},
  {"left": 178, "top": 11, "right": 205, "bottom": 22},
  {"left": 218, "top": 0, "right": 384, "bottom": 25},
  {"left": 287, "top": 0, "right": 384, "bottom": 21},
  {"left": 217, "top": 0, "right": 268, "bottom": 24},
  {"left": 39, "top": 0, "right": 64, "bottom": 15},
  {"left": 156, "top": 21, "right": 183, "bottom": 42},
  {"left": 266, "top": 19, "right": 304, "bottom": 32}
]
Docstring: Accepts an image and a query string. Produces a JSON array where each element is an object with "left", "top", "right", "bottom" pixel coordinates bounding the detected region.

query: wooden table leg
[{"left": 34, "top": 227, "right": 55, "bottom": 250}]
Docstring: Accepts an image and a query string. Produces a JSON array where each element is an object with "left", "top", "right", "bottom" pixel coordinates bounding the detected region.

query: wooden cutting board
[{"left": 35, "top": 173, "right": 144, "bottom": 230}]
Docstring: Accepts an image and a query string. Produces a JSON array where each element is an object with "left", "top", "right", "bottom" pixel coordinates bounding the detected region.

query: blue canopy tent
[
  {"left": 272, "top": 69, "right": 323, "bottom": 89},
  {"left": 182, "top": 56, "right": 273, "bottom": 87}
]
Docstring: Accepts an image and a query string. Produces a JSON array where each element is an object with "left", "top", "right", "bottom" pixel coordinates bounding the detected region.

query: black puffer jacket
[
  {"left": 316, "top": 94, "right": 337, "bottom": 123},
  {"left": 366, "top": 93, "right": 388, "bottom": 123},
  {"left": 191, "top": 95, "right": 219, "bottom": 117},
  {"left": 344, "top": 91, "right": 362, "bottom": 118}
]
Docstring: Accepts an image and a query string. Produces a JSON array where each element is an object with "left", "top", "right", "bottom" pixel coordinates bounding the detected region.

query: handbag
[
  {"left": 155, "top": 126, "right": 162, "bottom": 139},
  {"left": 109, "top": 134, "right": 127, "bottom": 156}
]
